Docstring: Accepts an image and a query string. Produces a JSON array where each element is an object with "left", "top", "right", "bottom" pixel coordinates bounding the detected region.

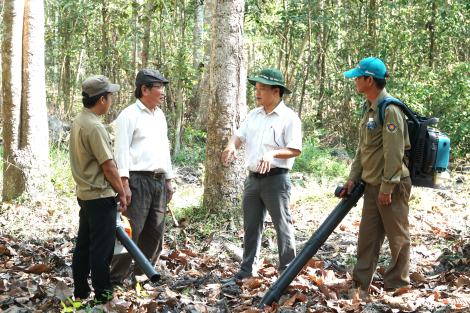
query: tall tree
[
  {"left": 2, "top": 0, "right": 49, "bottom": 201},
  {"left": 203, "top": 0, "right": 246, "bottom": 212},
  {"left": 195, "top": 0, "right": 212, "bottom": 131}
]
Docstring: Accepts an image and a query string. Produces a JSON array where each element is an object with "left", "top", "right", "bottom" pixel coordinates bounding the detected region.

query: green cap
[{"left": 248, "top": 68, "right": 292, "bottom": 95}]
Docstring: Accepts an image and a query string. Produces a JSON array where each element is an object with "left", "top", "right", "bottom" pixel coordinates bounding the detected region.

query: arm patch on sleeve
[{"left": 386, "top": 122, "right": 398, "bottom": 134}]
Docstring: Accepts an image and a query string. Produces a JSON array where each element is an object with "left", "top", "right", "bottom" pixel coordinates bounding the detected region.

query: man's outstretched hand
[{"left": 222, "top": 145, "right": 237, "bottom": 165}]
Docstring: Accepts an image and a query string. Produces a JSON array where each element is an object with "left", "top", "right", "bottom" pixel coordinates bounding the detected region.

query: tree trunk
[
  {"left": 367, "top": 0, "right": 376, "bottom": 52},
  {"left": 141, "top": 0, "right": 153, "bottom": 69},
  {"left": 195, "top": 0, "right": 212, "bottom": 131},
  {"left": 427, "top": 1, "right": 437, "bottom": 68},
  {"left": 203, "top": 0, "right": 246, "bottom": 212},
  {"left": 172, "top": 78, "right": 183, "bottom": 158},
  {"left": 193, "top": 2, "right": 203, "bottom": 69},
  {"left": 2, "top": 0, "right": 49, "bottom": 201}
]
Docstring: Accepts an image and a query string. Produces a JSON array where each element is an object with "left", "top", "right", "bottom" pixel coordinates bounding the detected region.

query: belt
[
  {"left": 130, "top": 171, "right": 165, "bottom": 180},
  {"left": 249, "top": 168, "right": 288, "bottom": 178}
]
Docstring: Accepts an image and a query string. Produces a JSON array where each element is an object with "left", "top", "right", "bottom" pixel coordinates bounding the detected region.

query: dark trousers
[
  {"left": 353, "top": 177, "right": 412, "bottom": 292},
  {"left": 238, "top": 173, "right": 296, "bottom": 277},
  {"left": 110, "top": 172, "right": 167, "bottom": 284},
  {"left": 72, "top": 196, "right": 117, "bottom": 303}
]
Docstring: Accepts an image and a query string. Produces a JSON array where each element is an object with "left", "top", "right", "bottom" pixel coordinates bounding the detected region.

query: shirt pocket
[
  {"left": 267, "top": 126, "right": 283, "bottom": 148},
  {"left": 365, "top": 127, "right": 382, "bottom": 146}
]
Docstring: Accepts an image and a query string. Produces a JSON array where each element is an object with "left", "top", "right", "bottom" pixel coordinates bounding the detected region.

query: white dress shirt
[
  {"left": 114, "top": 99, "right": 175, "bottom": 179},
  {"left": 235, "top": 101, "right": 302, "bottom": 172}
]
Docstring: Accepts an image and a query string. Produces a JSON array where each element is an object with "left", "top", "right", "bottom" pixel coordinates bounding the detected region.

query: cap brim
[
  {"left": 344, "top": 68, "right": 364, "bottom": 78},
  {"left": 248, "top": 77, "right": 292, "bottom": 94},
  {"left": 107, "top": 84, "right": 121, "bottom": 93}
]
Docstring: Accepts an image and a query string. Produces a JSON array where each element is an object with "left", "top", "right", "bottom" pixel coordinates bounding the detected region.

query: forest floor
[{"left": 0, "top": 161, "right": 469, "bottom": 313}]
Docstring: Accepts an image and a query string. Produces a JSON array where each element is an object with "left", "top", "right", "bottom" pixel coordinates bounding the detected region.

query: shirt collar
[
  {"left": 367, "top": 89, "right": 391, "bottom": 112},
  {"left": 258, "top": 100, "right": 286, "bottom": 116},
  {"left": 136, "top": 99, "right": 160, "bottom": 115},
  {"left": 81, "top": 107, "right": 100, "bottom": 119}
]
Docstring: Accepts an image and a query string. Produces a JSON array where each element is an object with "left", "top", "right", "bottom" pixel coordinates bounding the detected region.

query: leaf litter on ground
[{"left": 0, "top": 168, "right": 468, "bottom": 312}]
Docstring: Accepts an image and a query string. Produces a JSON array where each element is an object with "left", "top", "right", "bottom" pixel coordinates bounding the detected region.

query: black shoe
[{"left": 220, "top": 273, "right": 243, "bottom": 284}]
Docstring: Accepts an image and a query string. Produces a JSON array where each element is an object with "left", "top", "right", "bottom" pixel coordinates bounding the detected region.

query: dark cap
[
  {"left": 135, "top": 69, "right": 169, "bottom": 86},
  {"left": 82, "top": 75, "right": 120, "bottom": 97}
]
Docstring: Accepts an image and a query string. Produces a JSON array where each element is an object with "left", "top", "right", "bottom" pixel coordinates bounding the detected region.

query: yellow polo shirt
[{"left": 69, "top": 107, "right": 116, "bottom": 200}]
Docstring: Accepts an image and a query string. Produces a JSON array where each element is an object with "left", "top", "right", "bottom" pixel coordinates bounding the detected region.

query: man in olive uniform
[
  {"left": 343, "top": 57, "right": 412, "bottom": 292},
  {"left": 69, "top": 75, "right": 128, "bottom": 308},
  {"left": 221, "top": 68, "right": 302, "bottom": 282}
]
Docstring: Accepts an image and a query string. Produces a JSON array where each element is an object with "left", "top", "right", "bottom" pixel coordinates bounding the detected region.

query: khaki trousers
[
  {"left": 353, "top": 177, "right": 412, "bottom": 291},
  {"left": 110, "top": 172, "right": 167, "bottom": 285}
]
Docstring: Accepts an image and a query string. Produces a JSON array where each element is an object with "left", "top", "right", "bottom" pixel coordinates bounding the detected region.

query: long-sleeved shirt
[
  {"left": 235, "top": 100, "right": 302, "bottom": 172},
  {"left": 348, "top": 89, "right": 410, "bottom": 194},
  {"left": 114, "top": 99, "right": 175, "bottom": 179}
]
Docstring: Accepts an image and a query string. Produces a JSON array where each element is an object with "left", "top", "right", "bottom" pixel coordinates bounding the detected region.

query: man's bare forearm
[
  {"left": 270, "top": 148, "right": 301, "bottom": 159},
  {"left": 102, "top": 160, "right": 125, "bottom": 196}
]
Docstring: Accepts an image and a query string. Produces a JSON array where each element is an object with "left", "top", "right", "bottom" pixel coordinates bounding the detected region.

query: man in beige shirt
[
  {"left": 343, "top": 57, "right": 412, "bottom": 292},
  {"left": 69, "top": 75, "right": 129, "bottom": 309}
]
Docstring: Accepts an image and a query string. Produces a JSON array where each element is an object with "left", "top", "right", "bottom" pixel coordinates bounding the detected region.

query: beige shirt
[
  {"left": 235, "top": 101, "right": 302, "bottom": 172},
  {"left": 348, "top": 89, "right": 411, "bottom": 194},
  {"left": 69, "top": 108, "right": 116, "bottom": 200},
  {"left": 114, "top": 99, "right": 175, "bottom": 179}
]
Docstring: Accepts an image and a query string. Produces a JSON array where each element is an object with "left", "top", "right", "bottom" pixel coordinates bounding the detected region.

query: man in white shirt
[
  {"left": 110, "top": 69, "right": 175, "bottom": 286},
  {"left": 221, "top": 68, "right": 302, "bottom": 282}
]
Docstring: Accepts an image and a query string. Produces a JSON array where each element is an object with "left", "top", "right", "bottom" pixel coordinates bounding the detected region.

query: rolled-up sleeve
[{"left": 114, "top": 114, "right": 134, "bottom": 178}]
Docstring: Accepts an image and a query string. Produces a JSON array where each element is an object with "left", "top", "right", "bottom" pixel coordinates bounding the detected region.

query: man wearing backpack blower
[{"left": 343, "top": 57, "right": 412, "bottom": 293}]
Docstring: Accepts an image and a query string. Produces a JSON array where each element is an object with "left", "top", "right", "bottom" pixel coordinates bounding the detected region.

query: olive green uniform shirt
[
  {"left": 69, "top": 108, "right": 116, "bottom": 200},
  {"left": 348, "top": 89, "right": 411, "bottom": 194}
]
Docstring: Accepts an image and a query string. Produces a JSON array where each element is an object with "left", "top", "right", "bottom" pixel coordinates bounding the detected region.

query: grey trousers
[
  {"left": 238, "top": 172, "right": 296, "bottom": 277},
  {"left": 110, "top": 172, "right": 167, "bottom": 284}
]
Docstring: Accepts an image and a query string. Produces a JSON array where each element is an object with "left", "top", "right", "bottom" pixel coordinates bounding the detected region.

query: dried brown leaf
[
  {"left": 27, "top": 264, "right": 51, "bottom": 274},
  {"left": 392, "top": 285, "right": 411, "bottom": 296},
  {"left": 180, "top": 249, "right": 197, "bottom": 257},
  {"left": 302, "top": 259, "right": 323, "bottom": 271},
  {"left": 410, "top": 272, "right": 427, "bottom": 282},
  {"left": 243, "top": 277, "right": 263, "bottom": 289},
  {"left": 165, "top": 299, "right": 177, "bottom": 308}
]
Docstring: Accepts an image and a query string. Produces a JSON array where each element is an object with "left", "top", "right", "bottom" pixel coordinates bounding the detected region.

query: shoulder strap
[{"left": 376, "top": 97, "right": 419, "bottom": 126}]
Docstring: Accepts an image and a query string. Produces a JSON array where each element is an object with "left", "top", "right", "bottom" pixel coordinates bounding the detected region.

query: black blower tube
[
  {"left": 258, "top": 180, "right": 366, "bottom": 308},
  {"left": 115, "top": 226, "right": 161, "bottom": 283}
]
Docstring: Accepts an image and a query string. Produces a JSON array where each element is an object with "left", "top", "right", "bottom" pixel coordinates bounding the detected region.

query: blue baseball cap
[{"left": 344, "top": 57, "right": 388, "bottom": 79}]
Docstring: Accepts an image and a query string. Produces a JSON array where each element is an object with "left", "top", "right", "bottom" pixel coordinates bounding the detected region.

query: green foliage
[
  {"left": 49, "top": 144, "right": 75, "bottom": 195},
  {"left": 292, "top": 137, "right": 350, "bottom": 183},
  {"left": 171, "top": 125, "right": 206, "bottom": 167}
]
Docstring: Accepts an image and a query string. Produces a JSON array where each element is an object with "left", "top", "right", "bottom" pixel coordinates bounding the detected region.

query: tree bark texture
[
  {"left": 203, "top": 0, "right": 246, "bottom": 212},
  {"left": 2, "top": 0, "right": 49, "bottom": 201},
  {"left": 141, "top": 0, "right": 153, "bottom": 69},
  {"left": 195, "top": 0, "right": 211, "bottom": 131}
]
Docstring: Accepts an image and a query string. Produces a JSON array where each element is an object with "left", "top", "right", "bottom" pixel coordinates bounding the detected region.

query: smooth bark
[
  {"left": 2, "top": 0, "right": 49, "bottom": 201},
  {"left": 203, "top": 0, "right": 246, "bottom": 212}
]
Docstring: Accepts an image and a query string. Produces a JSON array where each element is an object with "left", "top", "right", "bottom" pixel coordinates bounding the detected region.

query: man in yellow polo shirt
[
  {"left": 69, "top": 75, "right": 128, "bottom": 308},
  {"left": 343, "top": 58, "right": 412, "bottom": 292}
]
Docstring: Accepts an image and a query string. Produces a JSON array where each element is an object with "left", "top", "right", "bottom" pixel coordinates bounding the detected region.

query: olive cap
[
  {"left": 82, "top": 75, "right": 120, "bottom": 97},
  {"left": 248, "top": 68, "right": 292, "bottom": 94}
]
